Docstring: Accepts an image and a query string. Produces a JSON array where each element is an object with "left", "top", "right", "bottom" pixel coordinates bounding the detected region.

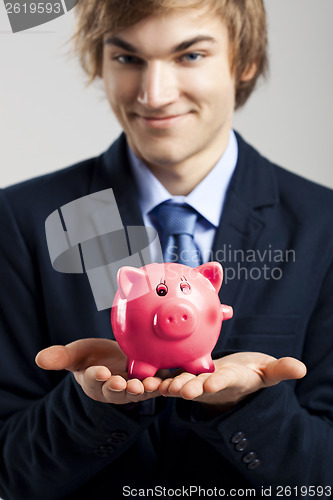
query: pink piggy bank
[{"left": 111, "top": 262, "right": 233, "bottom": 380}]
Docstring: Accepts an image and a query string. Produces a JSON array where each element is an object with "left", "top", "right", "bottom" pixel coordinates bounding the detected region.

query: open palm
[
  {"left": 36, "top": 338, "right": 166, "bottom": 404},
  {"left": 159, "top": 352, "right": 307, "bottom": 411}
]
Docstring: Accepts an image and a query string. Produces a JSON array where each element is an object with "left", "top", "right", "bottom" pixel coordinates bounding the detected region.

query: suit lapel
[
  {"left": 90, "top": 133, "right": 145, "bottom": 228},
  {"left": 213, "top": 191, "right": 266, "bottom": 308},
  {"left": 213, "top": 133, "right": 279, "bottom": 353}
]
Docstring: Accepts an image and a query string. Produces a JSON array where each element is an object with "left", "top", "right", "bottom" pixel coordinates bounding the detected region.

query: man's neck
[{"left": 144, "top": 134, "right": 230, "bottom": 196}]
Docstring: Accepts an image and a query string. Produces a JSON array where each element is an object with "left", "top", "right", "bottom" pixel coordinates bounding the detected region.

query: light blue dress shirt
[{"left": 128, "top": 130, "right": 238, "bottom": 263}]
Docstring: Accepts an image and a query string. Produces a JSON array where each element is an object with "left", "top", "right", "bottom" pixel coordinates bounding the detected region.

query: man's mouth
[{"left": 135, "top": 113, "right": 190, "bottom": 129}]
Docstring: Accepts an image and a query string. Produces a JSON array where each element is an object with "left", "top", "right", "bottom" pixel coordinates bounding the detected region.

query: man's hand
[
  {"left": 36, "top": 338, "right": 165, "bottom": 405},
  {"left": 159, "top": 352, "right": 307, "bottom": 412}
]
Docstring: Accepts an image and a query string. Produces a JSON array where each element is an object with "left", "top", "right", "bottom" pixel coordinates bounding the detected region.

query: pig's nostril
[
  {"left": 167, "top": 317, "right": 174, "bottom": 323},
  {"left": 182, "top": 315, "right": 188, "bottom": 321}
]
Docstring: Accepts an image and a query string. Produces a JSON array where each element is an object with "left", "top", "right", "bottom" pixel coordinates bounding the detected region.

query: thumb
[
  {"left": 264, "top": 357, "right": 307, "bottom": 386},
  {"left": 35, "top": 338, "right": 119, "bottom": 372},
  {"left": 35, "top": 345, "right": 73, "bottom": 371}
]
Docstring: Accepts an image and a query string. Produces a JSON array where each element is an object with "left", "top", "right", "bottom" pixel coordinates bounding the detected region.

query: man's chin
[
  {"left": 135, "top": 149, "right": 189, "bottom": 169},
  {"left": 128, "top": 137, "right": 186, "bottom": 164}
]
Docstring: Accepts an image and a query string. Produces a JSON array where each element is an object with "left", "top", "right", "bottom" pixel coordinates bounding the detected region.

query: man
[{"left": 0, "top": 1, "right": 332, "bottom": 499}]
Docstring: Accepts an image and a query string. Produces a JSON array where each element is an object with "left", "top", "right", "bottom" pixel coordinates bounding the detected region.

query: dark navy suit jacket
[{"left": 0, "top": 133, "right": 333, "bottom": 499}]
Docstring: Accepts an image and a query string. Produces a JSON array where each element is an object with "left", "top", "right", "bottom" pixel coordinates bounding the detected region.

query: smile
[{"left": 135, "top": 113, "right": 190, "bottom": 129}]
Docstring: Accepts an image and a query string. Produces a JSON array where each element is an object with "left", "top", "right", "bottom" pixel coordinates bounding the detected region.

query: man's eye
[
  {"left": 181, "top": 52, "right": 203, "bottom": 63},
  {"left": 156, "top": 283, "right": 168, "bottom": 296},
  {"left": 114, "top": 55, "right": 142, "bottom": 65},
  {"left": 180, "top": 282, "right": 191, "bottom": 294}
]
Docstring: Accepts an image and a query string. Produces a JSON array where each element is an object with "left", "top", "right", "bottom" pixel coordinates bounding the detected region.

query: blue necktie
[{"left": 151, "top": 202, "right": 202, "bottom": 267}]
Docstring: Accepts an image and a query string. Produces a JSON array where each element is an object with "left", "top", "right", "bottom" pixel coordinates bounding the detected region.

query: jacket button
[
  {"left": 231, "top": 431, "right": 246, "bottom": 444},
  {"left": 108, "top": 431, "right": 128, "bottom": 443},
  {"left": 101, "top": 444, "right": 116, "bottom": 452},
  {"left": 242, "top": 451, "right": 257, "bottom": 463},
  {"left": 235, "top": 438, "right": 249, "bottom": 452},
  {"left": 248, "top": 459, "right": 262, "bottom": 470},
  {"left": 92, "top": 431, "right": 128, "bottom": 457},
  {"left": 92, "top": 448, "right": 109, "bottom": 458}
]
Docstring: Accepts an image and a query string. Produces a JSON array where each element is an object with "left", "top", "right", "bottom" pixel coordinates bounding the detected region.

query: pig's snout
[{"left": 153, "top": 300, "right": 197, "bottom": 340}]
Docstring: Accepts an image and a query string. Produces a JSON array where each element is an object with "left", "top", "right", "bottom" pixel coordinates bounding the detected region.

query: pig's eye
[
  {"left": 180, "top": 282, "right": 191, "bottom": 294},
  {"left": 156, "top": 283, "right": 168, "bottom": 296}
]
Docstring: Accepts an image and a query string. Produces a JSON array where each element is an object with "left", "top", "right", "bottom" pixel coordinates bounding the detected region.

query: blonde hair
[{"left": 73, "top": 0, "right": 268, "bottom": 109}]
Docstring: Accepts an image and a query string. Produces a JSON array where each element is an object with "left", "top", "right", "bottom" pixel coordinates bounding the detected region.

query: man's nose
[{"left": 137, "top": 61, "right": 179, "bottom": 108}]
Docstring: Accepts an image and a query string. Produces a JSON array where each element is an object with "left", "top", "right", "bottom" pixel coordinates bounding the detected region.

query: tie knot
[
  {"left": 151, "top": 202, "right": 202, "bottom": 266},
  {"left": 151, "top": 202, "right": 198, "bottom": 238}
]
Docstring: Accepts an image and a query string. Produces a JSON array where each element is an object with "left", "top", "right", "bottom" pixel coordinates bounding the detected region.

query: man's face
[{"left": 102, "top": 7, "right": 236, "bottom": 176}]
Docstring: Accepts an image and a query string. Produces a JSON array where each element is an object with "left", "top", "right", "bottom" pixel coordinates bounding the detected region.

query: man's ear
[{"left": 240, "top": 61, "right": 257, "bottom": 82}]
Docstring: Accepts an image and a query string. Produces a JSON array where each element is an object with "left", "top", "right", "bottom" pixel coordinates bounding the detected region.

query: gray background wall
[{"left": 0, "top": 0, "right": 332, "bottom": 189}]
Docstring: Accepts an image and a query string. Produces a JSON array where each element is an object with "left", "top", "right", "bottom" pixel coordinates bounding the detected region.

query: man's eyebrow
[
  {"left": 104, "top": 36, "right": 139, "bottom": 53},
  {"left": 104, "top": 35, "right": 216, "bottom": 53},
  {"left": 173, "top": 35, "right": 216, "bottom": 53}
]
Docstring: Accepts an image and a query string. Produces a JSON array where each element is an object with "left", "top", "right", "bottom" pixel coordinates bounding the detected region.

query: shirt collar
[{"left": 128, "top": 129, "right": 238, "bottom": 228}]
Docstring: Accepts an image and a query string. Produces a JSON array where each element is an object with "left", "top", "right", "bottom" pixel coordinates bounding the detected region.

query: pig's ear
[
  {"left": 117, "top": 266, "right": 145, "bottom": 300},
  {"left": 196, "top": 262, "right": 223, "bottom": 293}
]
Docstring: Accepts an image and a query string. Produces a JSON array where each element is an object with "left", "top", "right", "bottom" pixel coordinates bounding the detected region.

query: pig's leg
[
  {"left": 182, "top": 355, "right": 215, "bottom": 375},
  {"left": 222, "top": 304, "right": 233, "bottom": 320},
  {"left": 127, "top": 359, "right": 158, "bottom": 380}
]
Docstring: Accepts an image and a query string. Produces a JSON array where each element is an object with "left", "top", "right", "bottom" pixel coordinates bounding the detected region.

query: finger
[
  {"left": 264, "top": 357, "right": 307, "bottom": 385},
  {"left": 102, "top": 378, "right": 126, "bottom": 402},
  {"left": 142, "top": 376, "right": 163, "bottom": 393},
  {"left": 93, "top": 366, "right": 112, "bottom": 381},
  {"left": 36, "top": 345, "right": 71, "bottom": 371},
  {"left": 104, "top": 382, "right": 159, "bottom": 404},
  {"left": 159, "top": 378, "right": 173, "bottom": 396},
  {"left": 167, "top": 372, "right": 196, "bottom": 397},
  {"left": 83, "top": 365, "right": 109, "bottom": 386},
  {"left": 203, "top": 368, "right": 239, "bottom": 394},
  {"left": 179, "top": 375, "right": 209, "bottom": 400},
  {"left": 36, "top": 338, "right": 118, "bottom": 372},
  {"left": 74, "top": 366, "right": 107, "bottom": 401},
  {"left": 108, "top": 375, "right": 127, "bottom": 392},
  {"left": 126, "top": 378, "right": 145, "bottom": 396}
]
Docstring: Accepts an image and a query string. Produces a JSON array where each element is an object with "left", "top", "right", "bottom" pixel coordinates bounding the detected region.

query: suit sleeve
[
  {"left": 177, "top": 259, "right": 333, "bottom": 492},
  {"left": 0, "top": 190, "right": 155, "bottom": 500}
]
